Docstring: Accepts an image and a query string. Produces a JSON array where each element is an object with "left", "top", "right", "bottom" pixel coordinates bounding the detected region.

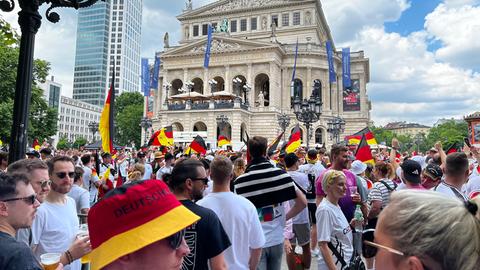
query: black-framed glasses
[
  {"left": 191, "top": 177, "right": 209, "bottom": 185},
  {"left": 2, "top": 194, "right": 37, "bottom": 205},
  {"left": 167, "top": 229, "right": 186, "bottom": 250},
  {"left": 40, "top": 180, "right": 51, "bottom": 188},
  {"left": 55, "top": 172, "right": 75, "bottom": 179}
]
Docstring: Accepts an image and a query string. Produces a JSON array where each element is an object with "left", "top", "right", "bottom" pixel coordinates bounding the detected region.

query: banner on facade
[
  {"left": 204, "top": 25, "right": 213, "bottom": 68},
  {"left": 326, "top": 41, "right": 336, "bottom": 83},
  {"left": 151, "top": 55, "right": 161, "bottom": 89},
  {"left": 343, "top": 79, "right": 360, "bottom": 111},
  {"left": 342, "top": 47, "right": 351, "bottom": 89},
  {"left": 141, "top": 58, "right": 150, "bottom": 96}
]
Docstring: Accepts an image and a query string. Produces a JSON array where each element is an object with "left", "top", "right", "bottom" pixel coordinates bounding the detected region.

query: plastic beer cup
[{"left": 40, "top": 253, "right": 61, "bottom": 270}]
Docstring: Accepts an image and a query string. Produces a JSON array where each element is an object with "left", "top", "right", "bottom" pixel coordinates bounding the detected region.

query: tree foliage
[
  {"left": 0, "top": 20, "right": 58, "bottom": 145},
  {"left": 425, "top": 120, "right": 468, "bottom": 149},
  {"left": 73, "top": 136, "right": 88, "bottom": 149},
  {"left": 56, "top": 137, "right": 70, "bottom": 150},
  {"left": 115, "top": 92, "right": 144, "bottom": 148},
  {"left": 370, "top": 126, "right": 414, "bottom": 151}
]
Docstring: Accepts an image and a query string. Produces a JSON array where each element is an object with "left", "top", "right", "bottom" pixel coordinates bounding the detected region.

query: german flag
[
  {"left": 345, "top": 127, "right": 377, "bottom": 145},
  {"left": 283, "top": 124, "right": 301, "bottom": 154},
  {"left": 267, "top": 131, "right": 284, "bottom": 154},
  {"left": 32, "top": 138, "right": 40, "bottom": 151},
  {"left": 217, "top": 135, "right": 231, "bottom": 147},
  {"left": 185, "top": 135, "right": 207, "bottom": 155},
  {"left": 148, "top": 126, "right": 173, "bottom": 147},
  {"left": 355, "top": 134, "right": 374, "bottom": 165},
  {"left": 99, "top": 65, "right": 116, "bottom": 154}
]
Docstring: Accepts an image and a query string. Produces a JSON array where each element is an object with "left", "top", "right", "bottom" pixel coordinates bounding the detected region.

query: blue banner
[
  {"left": 141, "top": 58, "right": 150, "bottom": 97},
  {"left": 292, "top": 38, "right": 298, "bottom": 82},
  {"left": 204, "top": 25, "right": 213, "bottom": 68},
  {"left": 326, "top": 41, "right": 336, "bottom": 83},
  {"left": 342, "top": 47, "right": 351, "bottom": 89},
  {"left": 151, "top": 55, "right": 160, "bottom": 89}
]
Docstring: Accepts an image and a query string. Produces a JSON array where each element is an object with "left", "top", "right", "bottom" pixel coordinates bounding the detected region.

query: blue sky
[{"left": 2, "top": 0, "right": 480, "bottom": 126}]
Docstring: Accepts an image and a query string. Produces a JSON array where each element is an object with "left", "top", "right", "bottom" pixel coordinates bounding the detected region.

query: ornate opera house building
[{"left": 151, "top": 0, "right": 371, "bottom": 149}]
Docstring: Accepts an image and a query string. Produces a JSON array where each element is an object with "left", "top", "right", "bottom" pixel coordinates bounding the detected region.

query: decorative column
[
  {"left": 306, "top": 67, "right": 312, "bottom": 97},
  {"left": 224, "top": 65, "right": 231, "bottom": 93}
]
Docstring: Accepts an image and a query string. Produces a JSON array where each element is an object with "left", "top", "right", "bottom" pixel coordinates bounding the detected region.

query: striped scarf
[{"left": 234, "top": 157, "right": 297, "bottom": 208}]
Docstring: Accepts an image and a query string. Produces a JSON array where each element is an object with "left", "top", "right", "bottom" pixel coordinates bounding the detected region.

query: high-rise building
[
  {"left": 40, "top": 76, "right": 61, "bottom": 110},
  {"left": 72, "top": 0, "right": 142, "bottom": 106}
]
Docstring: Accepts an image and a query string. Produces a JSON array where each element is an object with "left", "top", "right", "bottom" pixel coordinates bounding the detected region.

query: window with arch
[
  {"left": 315, "top": 128, "right": 323, "bottom": 144},
  {"left": 313, "top": 79, "right": 322, "bottom": 101},
  {"left": 293, "top": 78, "right": 303, "bottom": 100}
]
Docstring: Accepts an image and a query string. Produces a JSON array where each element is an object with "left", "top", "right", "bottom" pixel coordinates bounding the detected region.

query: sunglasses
[
  {"left": 167, "top": 229, "right": 185, "bottom": 250},
  {"left": 2, "top": 194, "right": 37, "bottom": 205},
  {"left": 191, "top": 177, "right": 209, "bottom": 185},
  {"left": 40, "top": 180, "right": 52, "bottom": 188},
  {"left": 55, "top": 172, "right": 75, "bottom": 179},
  {"left": 363, "top": 240, "right": 404, "bottom": 256}
]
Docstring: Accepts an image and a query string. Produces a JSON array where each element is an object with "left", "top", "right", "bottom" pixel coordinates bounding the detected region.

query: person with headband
[
  {"left": 367, "top": 190, "right": 480, "bottom": 270},
  {"left": 316, "top": 170, "right": 353, "bottom": 270}
]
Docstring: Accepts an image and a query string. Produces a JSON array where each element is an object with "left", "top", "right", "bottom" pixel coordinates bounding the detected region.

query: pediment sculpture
[
  {"left": 208, "top": 0, "right": 287, "bottom": 13},
  {"left": 190, "top": 39, "right": 241, "bottom": 53}
]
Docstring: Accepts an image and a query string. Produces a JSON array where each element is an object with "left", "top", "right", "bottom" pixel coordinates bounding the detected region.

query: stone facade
[{"left": 151, "top": 0, "right": 371, "bottom": 149}]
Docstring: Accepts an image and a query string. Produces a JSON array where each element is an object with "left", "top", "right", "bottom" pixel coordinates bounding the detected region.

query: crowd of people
[{"left": 0, "top": 136, "right": 479, "bottom": 270}]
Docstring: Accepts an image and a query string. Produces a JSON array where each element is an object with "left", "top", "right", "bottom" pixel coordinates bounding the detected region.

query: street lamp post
[
  {"left": 232, "top": 77, "right": 242, "bottom": 96},
  {"left": 1, "top": 0, "right": 104, "bottom": 163},
  {"left": 277, "top": 113, "right": 291, "bottom": 141},
  {"left": 243, "top": 83, "right": 251, "bottom": 106},
  {"left": 139, "top": 117, "right": 152, "bottom": 147},
  {"left": 292, "top": 93, "right": 322, "bottom": 148},
  {"left": 88, "top": 121, "right": 98, "bottom": 143},
  {"left": 327, "top": 117, "right": 346, "bottom": 144}
]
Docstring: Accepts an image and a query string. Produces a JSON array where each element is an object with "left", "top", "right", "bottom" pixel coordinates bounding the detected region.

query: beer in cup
[{"left": 40, "top": 253, "right": 61, "bottom": 270}]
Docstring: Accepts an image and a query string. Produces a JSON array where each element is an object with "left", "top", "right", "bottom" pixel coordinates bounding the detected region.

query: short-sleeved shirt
[
  {"left": 180, "top": 200, "right": 231, "bottom": 270},
  {"left": 142, "top": 163, "right": 153, "bottom": 180},
  {"left": 316, "top": 200, "right": 353, "bottom": 269},
  {"left": 316, "top": 169, "right": 363, "bottom": 222},
  {"left": 82, "top": 166, "right": 100, "bottom": 205},
  {"left": 67, "top": 184, "right": 90, "bottom": 214},
  {"left": 288, "top": 170, "right": 310, "bottom": 225},
  {"left": 0, "top": 231, "right": 42, "bottom": 270},
  {"left": 434, "top": 181, "right": 468, "bottom": 202},
  {"left": 367, "top": 178, "right": 397, "bottom": 209}
]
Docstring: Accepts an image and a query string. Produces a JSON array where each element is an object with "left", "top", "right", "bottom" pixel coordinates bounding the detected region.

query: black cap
[
  {"left": 137, "top": 151, "right": 146, "bottom": 158},
  {"left": 101, "top": 152, "right": 111, "bottom": 158},
  {"left": 424, "top": 164, "right": 443, "bottom": 180},
  {"left": 400, "top": 159, "right": 422, "bottom": 184},
  {"left": 26, "top": 150, "right": 40, "bottom": 158}
]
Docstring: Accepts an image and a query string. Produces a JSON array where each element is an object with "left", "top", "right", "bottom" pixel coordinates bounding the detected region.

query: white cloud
[{"left": 425, "top": 3, "right": 480, "bottom": 70}]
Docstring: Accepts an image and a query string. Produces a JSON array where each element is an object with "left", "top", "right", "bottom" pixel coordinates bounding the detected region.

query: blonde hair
[
  {"left": 128, "top": 163, "right": 145, "bottom": 181},
  {"left": 233, "top": 158, "right": 246, "bottom": 177},
  {"left": 321, "top": 170, "right": 345, "bottom": 191},
  {"left": 379, "top": 190, "right": 480, "bottom": 270}
]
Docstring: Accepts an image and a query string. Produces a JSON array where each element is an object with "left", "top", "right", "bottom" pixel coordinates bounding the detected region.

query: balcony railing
[
  {"left": 214, "top": 101, "right": 234, "bottom": 109},
  {"left": 168, "top": 103, "right": 186, "bottom": 110},
  {"left": 191, "top": 102, "right": 209, "bottom": 110}
]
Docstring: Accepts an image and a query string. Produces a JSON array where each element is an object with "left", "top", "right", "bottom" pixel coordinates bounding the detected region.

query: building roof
[{"left": 384, "top": 122, "right": 430, "bottom": 129}]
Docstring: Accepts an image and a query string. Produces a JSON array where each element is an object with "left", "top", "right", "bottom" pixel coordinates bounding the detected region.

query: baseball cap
[
  {"left": 423, "top": 163, "right": 443, "bottom": 180},
  {"left": 350, "top": 160, "right": 367, "bottom": 175},
  {"left": 26, "top": 149, "right": 40, "bottom": 158},
  {"left": 88, "top": 180, "right": 200, "bottom": 270},
  {"left": 400, "top": 159, "right": 422, "bottom": 184},
  {"left": 137, "top": 151, "right": 146, "bottom": 158}
]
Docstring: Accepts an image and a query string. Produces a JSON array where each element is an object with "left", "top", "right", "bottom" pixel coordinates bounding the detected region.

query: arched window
[
  {"left": 191, "top": 78, "right": 204, "bottom": 94},
  {"left": 171, "top": 79, "right": 183, "bottom": 96},
  {"left": 315, "top": 128, "right": 323, "bottom": 144},
  {"left": 293, "top": 79, "right": 303, "bottom": 100},
  {"left": 212, "top": 76, "right": 225, "bottom": 93},
  {"left": 193, "top": 122, "right": 207, "bottom": 131},
  {"left": 255, "top": 73, "right": 270, "bottom": 107},
  {"left": 313, "top": 79, "right": 322, "bottom": 101}
]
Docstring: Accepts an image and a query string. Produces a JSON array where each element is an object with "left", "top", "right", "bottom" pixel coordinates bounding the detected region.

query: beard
[
  {"left": 192, "top": 188, "right": 204, "bottom": 201},
  {"left": 50, "top": 181, "right": 72, "bottom": 194}
]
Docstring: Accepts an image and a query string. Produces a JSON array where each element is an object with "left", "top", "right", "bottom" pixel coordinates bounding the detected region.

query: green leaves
[{"left": 115, "top": 92, "right": 144, "bottom": 148}]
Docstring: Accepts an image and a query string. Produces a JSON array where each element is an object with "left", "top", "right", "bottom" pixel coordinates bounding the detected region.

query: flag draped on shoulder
[
  {"left": 217, "top": 135, "right": 231, "bottom": 147},
  {"left": 345, "top": 127, "right": 377, "bottom": 145},
  {"left": 99, "top": 64, "right": 116, "bottom": 154},
  {"left": 283, "top": 124, "right": 301, "bottom": 154},
  {"left": 355, "top": 134, "right": 374, "bottom": 165},
  {"left": 185, "top": 135, "right": 207, "bottom": 155},
  {"left": 148, "top": 126, "right": 173, "bottom": 147},
  {"left": 267, "top": 131, "right": 284, "bottom": 154}
]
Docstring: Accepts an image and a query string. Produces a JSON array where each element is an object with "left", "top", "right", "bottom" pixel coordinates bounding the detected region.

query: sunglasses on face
[
  {"left": 2, "top": 194, "right": 37, "bottom": 205},
  {"left": 40, "top": 180, "right": 51, "bottom": 188},
  {"left": 167, "top": 229, "right": 185, "bottom": 250},
  {"left": 55, "top": 172, "right": 75, "bottom": 179},
  {"left": 191, "top": 177, "right": 209, "bottom": 185}
]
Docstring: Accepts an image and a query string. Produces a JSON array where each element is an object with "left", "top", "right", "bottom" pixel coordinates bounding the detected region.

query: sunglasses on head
[
  {"left": 2, "top": 194, "right": 37, "bottom": 205},
  {"left": 191, "top": 177, "right": 209, "bottom": 185},
  {"left": 55, "top": 172, "right": 75, "bottom": 179},
  {"left": 167, "top": 229, "right": 185, "bottom": 250}
]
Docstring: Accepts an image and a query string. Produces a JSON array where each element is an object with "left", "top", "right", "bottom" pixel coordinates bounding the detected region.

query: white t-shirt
[
  {"left": 465, "top": 176, "right": 480, "bottom": 198},
  {"left": 287, "top": 171, "right": 310, "bottom": 225},
  {"left": 156, "top": 165, "right": 173, "bottom": 180},
  {"left": 434, "top": 181, "right": 468, "bottom": 202},
  {"left": 316, "top": 199, "right": 353, "bottom": 270},
  {"left": 258, "top": 203, "right": 286, "bottom": 248},
  {"left": 82, "top": 166, "right": 100, "bottom": 205},
  {"left": 31, "top": 197, "right": 81, "bottom": 270},
  {"left": 198, "top": 192, "right": 266, "bottom": 270},
  {"left": 298, "top": 162, "right": 326, "bottom": 204},
  {"left": 67, "top": 184, "right": 90, "bottom": 214},
  {"left": 142, "top": 163, "right": 153, "bottom": 180}
]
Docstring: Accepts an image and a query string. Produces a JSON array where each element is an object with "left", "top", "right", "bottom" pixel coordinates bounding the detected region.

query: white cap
[
  {"left": 411, "top": 155, "right": 427, "bottom": 169},
  {"left": 350, "top": 160, "right": 367, "bottom": 175}
]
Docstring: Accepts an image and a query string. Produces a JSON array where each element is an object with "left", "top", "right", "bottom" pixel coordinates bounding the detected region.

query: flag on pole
[
  {"left": 267, "top": 131, "right": 284, "bottom": 154},
  {"left": 283, "top": 124, "right": 302, "bottom": 154},
  {"left": 141, "top": 58, "right": 150, "bottom": 97},
  {"left": 204, "top": 24, "right": 213, "bottom": 68},
  {"left": 355, "top": 134, "right": 374, "bottom": 165},
  {"left": 345, "top": 127, "right": 377, "bottom": 145},
  {"left": 290, "top": 38, "right": 299, "bottom": 99},
  {"left": 217, "top": 135, "right": 231, "bottom": 147},
  {"left": 185, "top": 135, "right": 207, "bottom": 155},
  {"left": 326, "top": 40, "right": 336, "bottom": 83},
  {"left": 342, "top": 47, "right": 351, "bottom": 89},
  {"left": 99, "top": 64, "right": 116, "bottom": 154},
  {"left": 151, "top": 55, "right": 161, "bottom": 89},
  {"left": 148, "top": 126, "right": 173, "bottom": 147}
]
